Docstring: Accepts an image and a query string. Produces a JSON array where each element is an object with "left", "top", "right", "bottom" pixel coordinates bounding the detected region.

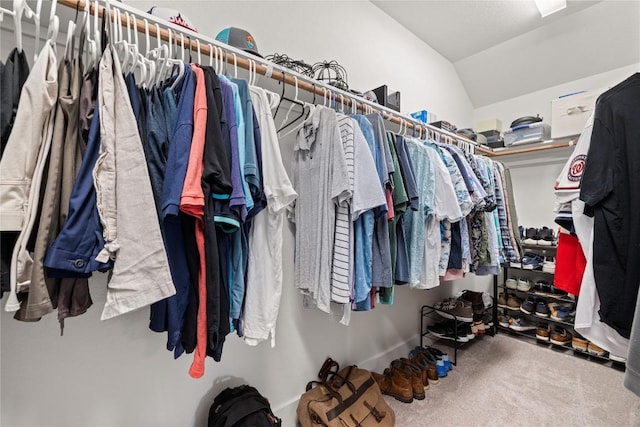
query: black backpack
[{"left": 208, "top": 385, "right": 282, "bottom": 427}]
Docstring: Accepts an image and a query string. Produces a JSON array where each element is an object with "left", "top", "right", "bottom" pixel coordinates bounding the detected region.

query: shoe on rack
[
  {"left": 587, "top": 342, "right": 608, "bottom": 357},
  {"left": 483, "top": 313, "right": 494, "bottom": 329},
  {"left": 498, "top": 292, "right": 508, "bottom": 308},
  {"left": 535, "top": 300, "right": 550, "bottom": 318},
  {"left": 523, "top": 227, "right": 540, "bottom": 245},
  {"left": 510, "top": 259, "right": 522, "bottom": 269},
  {"left": 543, "top": 257, "right": 556, "bottom": 274},
  {"left": 517, "top": 279, "right": 534, "bottom": 292},
  {"left": 472, "top": 314, "right": 486, "bottom": 335},
  {"left": 535, "top": 280, "right": 552, "bottom": 295},
  {"left": 498, "top": 314, "right": 512, "bottom": 328},
  {"left": 550, "top": 326, "right": 572, "bottom": 346},
  {"left": 548, "top": 303, "right": 575, "bottom": 322},
  {"left": 536, "top": 323, "right": 550, "bottom": 341},
  {"left": 434, "top": 298, "right": 474, "bottom": 322},
  {"left": 427, "top": 322, "right": 469, "bottom": 342},
  {"left": 521, "top": 253, "right": 543, "bottom": 270},
  {"left": 520, "top": 296, "right": 536, "bottom": 315},
  {"left": 509, "top": 316, "right": 537, "bottom": 332},
  {"left": 507, "top": 294, "right": 522, "bottom": 311},
  {"left": 537, "top": 227, "right": 556, "bottom": 246},
  {"left": 505, "top": 278, "right": 518, "bottom": 290},
  {"left": 460, "top": 290, "right": 485, "bottom": 314},
  {"left": 458, "top": 322, "right": 475, "bottom": 340},
  {"left": 571, "top": 334, "right": 588, "bottom": 352},
  {"left": 372, "top": 365, "right": 414, "bottom": 403}
]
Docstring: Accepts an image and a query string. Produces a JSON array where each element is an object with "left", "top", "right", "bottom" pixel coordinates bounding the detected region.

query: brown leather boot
[
  {"left": 372, "top": 365, "right": 413, "bottom": 403},
  {"left": 412, "top": 351, "right": 440, "bottom": 385},
  {"left": 396, "top": 359, "right": 426, "bottom": 400}
]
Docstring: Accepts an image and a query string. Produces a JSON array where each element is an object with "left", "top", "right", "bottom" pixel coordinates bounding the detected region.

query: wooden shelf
[{"left": 480, "top": 137, "right": 578, "bottom": 157}]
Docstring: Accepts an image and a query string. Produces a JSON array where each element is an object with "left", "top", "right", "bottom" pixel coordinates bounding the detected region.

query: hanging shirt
[
  {"left": 291, "top": 106, "right": 349, "bottom": 313},
  {"left": 580, "top": 73, "right": 640, "bottom": 339},
  {"left": 243, "top": 86, "right": 297, "bottom": 347},
  {"left": 1, "top": 47, "right": 30, "bottom": 156}
]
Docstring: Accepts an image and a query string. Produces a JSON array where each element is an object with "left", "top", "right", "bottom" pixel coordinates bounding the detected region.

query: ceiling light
[{"left": 534, "top": 0, "right": 567, "bottom": 17}]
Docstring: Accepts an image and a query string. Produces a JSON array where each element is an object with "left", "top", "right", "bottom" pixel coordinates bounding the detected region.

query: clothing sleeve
[
  {"left": 580, "top": 116, "right": 614, "bottom": 208},
  {"left": 352, "top": 122, "right": 386, "bottom": 220}
]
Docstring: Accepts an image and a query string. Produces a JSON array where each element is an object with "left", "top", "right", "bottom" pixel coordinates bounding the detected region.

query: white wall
[
  {"left": 473, "top": 63, "right": 640, "bottom": 133},
  {"left": 0, "top": 2, "right": 479, "bottom": 426}
]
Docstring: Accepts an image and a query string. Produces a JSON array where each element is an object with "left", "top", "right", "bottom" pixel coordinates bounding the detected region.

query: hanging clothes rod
[{"left": 56, "top": 0, "right": 482, "bottom": 149}]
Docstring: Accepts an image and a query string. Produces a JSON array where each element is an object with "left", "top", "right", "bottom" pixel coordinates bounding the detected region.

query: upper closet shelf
[{"left": 479, "top": 136, "right": 578, "bottom": 157}]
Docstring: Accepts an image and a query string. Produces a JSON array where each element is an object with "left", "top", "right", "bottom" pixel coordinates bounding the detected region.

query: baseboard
[{"left": 271, "top": 334, "right": 420, "bottom": 424}]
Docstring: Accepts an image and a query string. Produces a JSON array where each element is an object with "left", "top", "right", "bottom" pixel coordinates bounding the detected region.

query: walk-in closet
[{"left": 1, "top": 1, "right": 639, "bottom": 426}]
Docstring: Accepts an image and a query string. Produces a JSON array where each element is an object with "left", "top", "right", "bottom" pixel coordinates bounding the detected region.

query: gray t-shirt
[{"left": 291, "top": 106, "right": 349, "bottom": 313}]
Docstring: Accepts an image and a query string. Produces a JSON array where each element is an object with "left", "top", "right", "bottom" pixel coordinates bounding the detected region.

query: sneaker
[
  {"left": 506, "top": 294, "right": 522, "bottom": 311},
  {"left": 497, "top": 292, "right": 508, "bottom": 308},
  {"left": 434, "top": 298, "right": 474, "bottom": 322},
  {"left": 510, "top": 260, "right": 522, "bottom": 269},
  {"left": 483, "top": 313, "right": 494, "bottom": 328},
  {"left": 535, "top": 301, "right": 550, "bottom": 318},
  {"left": 542, "top": 257, "right": 556, "bottom": 274},
  {"left": 498, "top": 314, "right": 512, "bottom": 328},
  {"left": 517, "top": 279, "right": 533, "bottom": 292},
  {"left": 441, "top": 354, "right": 452, "bottom": 371},
  {"left": 520, "top": 296, "right": 536, "bottom": 315},
  {"left": 535, "top": 280, "right": 552, "bottom": 295},
  {"left": 460, "top": 290, "right": 484, "bottom": 314},
  {"left": 458, "top": 323, "right": 475, "bottom": 340},
  {"left": 537, "top": 227, "right": 556, "bottom": 246},
  {"left": 550, "top": 326, "right": 572, "bottom": 346},
  {"left": 472, "top": 314, "right": 485, "bottom": 335},
  {"left": 548, "top": 303, "right": 575, "bottom": 322},
  {"left": 509, "top": 316, "right": 537, "bottom": 332},
  {"left": 427, "top": 322, "right": 469, "bottom": 342},
  {"left": 572, "top": 335, "right": 588, "bottom": 352},
  {"left": 436, "top": 360, "right": 447, "bottom": 378},
  {"left": 536, "top": 323, "right": 550, "bottom": 341},
  {"left": 523, "top": 227, "right": 539, "bottom": 245},
  {"left": 587, "top": 343, "right": 608, "bottom": 357},
  {"left": 505, "top": 278, "right": 518, "bottom": 290},
  {"left": 521, "top": 253, "right": 543, "bottom": 270}
]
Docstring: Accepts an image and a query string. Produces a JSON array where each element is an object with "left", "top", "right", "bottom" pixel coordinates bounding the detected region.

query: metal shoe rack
[
  {"left": 420, "top": 304, "right": 495, "bottom": 366},
  {"left": 494, "top": 243, "right": 626, "bottom": 368}
]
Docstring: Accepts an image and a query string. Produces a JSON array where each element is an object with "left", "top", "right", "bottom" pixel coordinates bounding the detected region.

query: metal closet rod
[{"left": 57, "top": 0, "right": 479, "bottom": 147}]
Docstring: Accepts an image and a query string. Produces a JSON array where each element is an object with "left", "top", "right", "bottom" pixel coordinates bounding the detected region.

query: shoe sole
[
  {"left": 550, "top": 339, "right": 571, "bottom": 346},
  {"left": 550, "top": 315, "right": 572, "bottom": 322},
  {"left": 522, "top": 265, "right": 538, "bottom": 270},
  {"left": 435, "top": 310, "right": 473, "bottom": 323},
  {"left": 507, "top": 305, "right": 521, "bottom": 311},
  {"left": 609, "top": 355, "right": 627, "bottom": 363},
  {"left": 428, "top": 330, "right": 469, "bottom": 342},
  {"left": 509, "top": 263, "right": 522, "bottom": 268},
  {"left": 384, "top": 391, "right": 413, "bottom": 404},
  {"left": 536, "top": 334, "right": 550, "bottom": 341},
  {"left": 517, "top": 286, "right": 533, "bottom": 292},
  {"left": 520, "top": 306, "right": 534, "bottom": 315},
  {"left": 543, "top": 267, "right": 555, "bottom": 274},
  {"left": 509, "top": 324, "right": 537, "bottom": 332},
  {"left": 523, "top": 239, "right": 538, "bottom": 245},
  {"left": 538, "top": 241, "right": 554, "bottom": 246},
  {"left": 506, "top": 283, "right": 518, "bottom": 289},
  {"left": 535, "top": 312, "right": 549, "bottom": 318},
  {"left": 413, "top": 393, "right": 426, "bottom": 400},
  {"left": 588, "top": 350, "right": 607, "bottom": 357},
  {"left": 499, "top": 322, "right": 510, "bottom": 328},
  {"left": 497, "top": 303, "right": 509, "bottom": 309},
  {"left": 572, "top": 344, "right": 588, "bottom": 352}
]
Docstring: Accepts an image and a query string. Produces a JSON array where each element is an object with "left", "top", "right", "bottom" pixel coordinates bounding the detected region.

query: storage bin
[
  {"left": 503, "top": 122, "right": 550, "bottom": 146},
  {"left": 551, "top": 89, "right": 603, "bottom": 138}
]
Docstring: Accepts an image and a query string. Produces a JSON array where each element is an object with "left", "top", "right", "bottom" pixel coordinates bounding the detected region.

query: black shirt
[{"left": 580, "top": 73, "right": 640, "bottom": 339}]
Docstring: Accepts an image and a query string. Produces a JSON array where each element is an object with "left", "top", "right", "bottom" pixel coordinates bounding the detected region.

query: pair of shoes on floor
[
  {"left": 409, "top": 346, "right": 451, "bottom": 379},
  {"left": 433, "top": 297, "right": 474, "bottom": 322},
  {"left": 523, "top": 226, "right": 556, "bottom": 246},
  {"left": 571, "top": 335, "right": 608, "bottom": 357}
]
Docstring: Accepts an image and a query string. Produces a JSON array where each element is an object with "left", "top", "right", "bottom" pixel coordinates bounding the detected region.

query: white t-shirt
[{"left": 243, "top": 87, "right": 297, "bottom": 347}]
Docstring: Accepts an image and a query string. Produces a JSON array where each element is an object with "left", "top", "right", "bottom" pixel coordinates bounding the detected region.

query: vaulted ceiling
[{"left": 372, "top": 0, "right": 640, "bottom": 107}]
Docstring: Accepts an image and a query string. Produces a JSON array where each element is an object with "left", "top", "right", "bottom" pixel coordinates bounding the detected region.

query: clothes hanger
[
  {"left": 46, "top": 0, "right": 59, "bottom": 51},
  {"left": 195, "top": 39, "right": 202, "bottom": 65},
  {"left": 278, "top": 76, "right": 306, "bottom": 133}
]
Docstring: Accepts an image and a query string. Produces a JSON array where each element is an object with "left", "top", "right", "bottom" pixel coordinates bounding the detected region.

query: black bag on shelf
[{"left": 208, "top": 385, "right": 281, "bottom": 427}]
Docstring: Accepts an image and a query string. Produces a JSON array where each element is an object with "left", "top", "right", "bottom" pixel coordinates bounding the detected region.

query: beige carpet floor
[{"left": 384, "top": 333, "right": 640, "bottom": 427}]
